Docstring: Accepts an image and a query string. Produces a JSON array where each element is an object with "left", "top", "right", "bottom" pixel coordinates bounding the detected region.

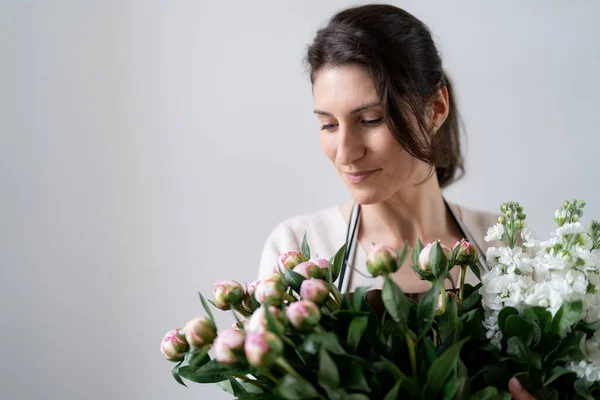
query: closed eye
[
  {"left": 320, "top": 118, "right": 384, "bottom": 131},
  {"left": 363, "top": 117, "right": 384, "bottom": 126}
]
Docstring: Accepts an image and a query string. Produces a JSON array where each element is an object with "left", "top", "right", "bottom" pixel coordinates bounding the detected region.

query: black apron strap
[
  {"left": 335, "top": 197, "right": 488, "bottom": 293},
  {"left": 337, "top": 202, "right": 361, "bottom": 292}
]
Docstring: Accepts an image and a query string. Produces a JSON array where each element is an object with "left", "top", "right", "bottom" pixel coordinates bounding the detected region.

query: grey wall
[{"left": 1, "top": 1, "right": 598, "bottom": 399}]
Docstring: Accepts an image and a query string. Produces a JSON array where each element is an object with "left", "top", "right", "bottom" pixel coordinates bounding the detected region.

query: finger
[{"left": 508, "top": 377, "right": 536, "bottom": 400}]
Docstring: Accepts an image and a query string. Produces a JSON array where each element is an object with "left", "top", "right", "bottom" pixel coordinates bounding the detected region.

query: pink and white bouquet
[{"left": 160, "top": 200, "right": 600, "bottom": 399}]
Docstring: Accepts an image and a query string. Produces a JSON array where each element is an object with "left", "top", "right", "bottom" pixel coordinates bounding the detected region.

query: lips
[{"left": 344, "top": 169, "right": 380, "bottom": 183}]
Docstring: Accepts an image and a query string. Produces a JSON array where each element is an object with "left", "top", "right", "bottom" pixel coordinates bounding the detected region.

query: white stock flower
[
  {"left": 524, "top": 282, "right": 564, "bottom": 315},
  {"left": 567, "top": 360, "right": 600, "bottom": 384},
  {"left": 498, "top": 247, "right": 534, "bottom": 274},
  {"left": 556, "top": 222, "right": 586, "bottom": 238},
  {"left": 521, "top": 227, "right": 538, "bottom": 248},
  {"left": 584, "top": 293, "right": 600, "bottom": 323},
  {"left": 484, "top": 223, "right": 505, "bottom": 242},
  {"left": 481, "top": 268, "right": 534, "bottom": 311},
  {"left": 486, "top": 247, "right": 501, "bottom": 267}
]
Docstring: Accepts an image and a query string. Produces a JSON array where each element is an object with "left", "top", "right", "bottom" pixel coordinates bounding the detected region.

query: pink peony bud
[
  {"left": 213, "top": 280, "right": 245, "bottom": 310},
  {"left": 244, "top": 331, "right": 283, "bottom": 368},
  {"left": 286, "top": 300, "right": 321, "bottom": 331},
  {"left": 299, "top": 278, "right": 330, "bottom": 305},
  {"left": 254, "top": 274, "right": 288, "bottom": 306},
  {"left": 293, "top": 261, "right": 322, "bottom": 279},
  {"left": 280, "top": 251, "right": 307, "bottom": 269},
  {"left": 213, "top": 328, "right": 246, "bottom": 366},
  {"left": 243, "top": 280, "right": 261, "bottom": 313},
  {"left": 160, "top": 328, "right": 189, "bottom": 362},
  {"left": 247, "top": 305, "right": 285, "bottom": 334},
  {"left": 452, "top": 240, "right": 479, "bottom": 265},
  {"left": 418, "top": 241, "right": 451, "bottom": 273},
  {"left": 232, "top": 319, "right": 246, "bottom": 330},
  {"left": 183, "top": 317, "right": 217, "bottom": 348},
  {"left": 366, "top": 244, "right": 399, "bottom": 277}
]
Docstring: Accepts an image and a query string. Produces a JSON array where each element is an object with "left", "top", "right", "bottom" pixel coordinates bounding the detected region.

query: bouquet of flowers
[{"left": 160, "top": 200, "right": 600, "bottom": 399}]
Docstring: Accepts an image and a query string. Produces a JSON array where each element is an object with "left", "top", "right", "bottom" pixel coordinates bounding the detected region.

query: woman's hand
[{"left": 509, "top": 377, "right": 536, "bottom": 400}]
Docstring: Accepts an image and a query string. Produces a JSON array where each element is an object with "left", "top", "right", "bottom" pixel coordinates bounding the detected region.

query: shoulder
[
  {"left": 257, "top": 204, "right": 346, "bottom": 279},
  {"left": 455, "top": 203, "right": 500, "bottom": 232},
  {"left": 450, "top": 202, "right": 501, "bottom": 253}
]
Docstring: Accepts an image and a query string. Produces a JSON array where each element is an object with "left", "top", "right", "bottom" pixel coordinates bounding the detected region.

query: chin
[{"left": 347, "top": 187, "right": 383, "bottom": 206}]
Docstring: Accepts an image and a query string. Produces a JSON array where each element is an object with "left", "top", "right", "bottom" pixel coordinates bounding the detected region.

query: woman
[{"left": 258, "top": 4, "right": 534, "bottom": 399}]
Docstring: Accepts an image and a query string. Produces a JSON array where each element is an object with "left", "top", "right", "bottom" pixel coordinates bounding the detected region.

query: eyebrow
[{"left": 313, "top": 101, "right": 381, "bottom": 116}]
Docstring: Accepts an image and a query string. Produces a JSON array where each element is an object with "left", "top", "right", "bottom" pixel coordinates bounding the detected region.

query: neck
[{"left": 359, "top": 176, "right": 451, "bottom": 247}]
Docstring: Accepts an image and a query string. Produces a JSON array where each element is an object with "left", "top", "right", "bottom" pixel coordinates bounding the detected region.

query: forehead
[{"left": 312, "top": 64, "right": 379, "bottom": 111}]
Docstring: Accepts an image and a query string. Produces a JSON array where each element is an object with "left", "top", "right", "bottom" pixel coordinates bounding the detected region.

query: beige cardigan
[{"left": 258, "top": 202, "right": 500, "bottom": 292}]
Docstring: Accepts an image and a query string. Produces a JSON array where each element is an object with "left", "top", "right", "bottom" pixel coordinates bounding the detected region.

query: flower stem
[
  {"left": 233, "top": 376, "right": 262, "bottom": 390},
  {"left": 275, "top": 358, "right": 301, "bottom": 379},
  {"left": 459, "top": 265, "right": 467, "bottom": 302},
  {"left": 405, "top": 333, "right": 417, "bottom": 380},
  {"left": 233, "top": 305, "right": 251, "bottom": 318},
  {"left": 330, "top": 284, "right": 343, "bottom": 305},
  {"left": 283, "top": 292, "right": 297, "bottom": 303},
  {"left": 260, "top": 369, "right": 279, "bottom": 384},
  {"left": 439, "top": 287, "right": 447, "bottom": 313}
]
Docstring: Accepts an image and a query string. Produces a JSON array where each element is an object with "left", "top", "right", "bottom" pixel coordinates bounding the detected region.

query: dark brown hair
[{"left": 305, "top": 4, "right": 464, "bottom": 188}]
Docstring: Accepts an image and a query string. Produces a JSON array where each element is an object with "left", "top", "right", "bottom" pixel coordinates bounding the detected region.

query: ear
[{"left": 429, "top": 86, "right": 450, "bottom": 130}]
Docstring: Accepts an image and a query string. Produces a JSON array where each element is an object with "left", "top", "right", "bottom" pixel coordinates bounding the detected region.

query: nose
[{"left": 336, "top": 123, "right": 365, "bottom": 167}]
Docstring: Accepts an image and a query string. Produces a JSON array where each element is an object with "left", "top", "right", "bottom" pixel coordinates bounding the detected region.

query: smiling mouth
[{"left": 344, "top": 169, "right": 380, "bottom": 183}]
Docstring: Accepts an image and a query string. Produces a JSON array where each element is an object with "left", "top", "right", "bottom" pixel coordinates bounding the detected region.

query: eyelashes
[{"left": 320, "top": 117, "right": 385, "bottom": 131}]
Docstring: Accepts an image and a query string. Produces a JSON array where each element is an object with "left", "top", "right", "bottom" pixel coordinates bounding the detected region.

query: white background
[{"left": 1, "top": 1, "right": 599, "bottom": 398}]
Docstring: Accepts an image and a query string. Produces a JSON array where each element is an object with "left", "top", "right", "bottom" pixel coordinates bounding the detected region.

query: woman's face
[{"left": 312, "top": 63, "right": 431, "bottom": 205}]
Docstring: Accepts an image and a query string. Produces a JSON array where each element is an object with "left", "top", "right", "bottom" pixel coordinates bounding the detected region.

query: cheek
[{"left": 319, "top": 133, "right": 337, "bottom": 163}]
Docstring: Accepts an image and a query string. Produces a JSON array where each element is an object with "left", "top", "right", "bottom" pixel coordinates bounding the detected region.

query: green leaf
[
  {"left": 382, "top": 275, "right": 409, "bottom": 332},
  {"left": 327, "top": 258, "right": 333, "bottom": 285},
  {"left": 430, "top": 241, "right": 448, "bottom": 278},
  {"left": 546, "top": 331, "right": 586, "bottom": 365},
  {"left": 544, "top": 366, "right": 574, "bottom": 386},
  {"left": 497, "top": 307, "right": 519, "bottom": 334},
  {"left": 380, "top": 357, "right": 419, "bottom": 398},
  {"left": 347, "top": 316, "right": 369, "bottom": 352},
  {"left": 301, "top": 232, "right": 310, "bottom": 260},
  {"left": 184, "top": 346, "right": 210, "bottom": 367},
  {"left": 397, "top": 242, "right": 410, "bottom": 266},
  {"left": 283, "top": 268, "right": 306, "bottom": 293},
  {"left": 171, "top": 360, "right": 187, "bottom": 387},
  {"left": 352, "top": 286, "right": 369, "bottom": 311},
  {"left": 549, "top": 301, "right": 583, "bottom": 337},
  {"left": 178, "top": 360, "right": 250, "bottom": 383},
  {"left": 574, "top": 377, "right": 596, "bottom": 400},
  {"left": 301, "top": 332, "right": 346, "bottom": 355},
  {"left": 416, "top": 280, "right": 440, "bottom": 340},
  {"left": 383, "top": 381, "right": 400, "bottom": 400},
  {"left": 438, "top": 293, "right": 460, "bottom": 344},
  {"left": 198, "top": 292, "right": 215, "bottom": 323},
  {"left": 506, "top": 337, "right": 541, "bottom": 369},
  {"left": 468, "top": 261, "right": 482, "bottom": 282},
  {"left": 331, "top": 243, "right": 347, "bottom": 282},
  {"left": 427, "top": 337, "right": 470, "bottom": 392},
  {"left": 469, "top": 387, "right": 500, "bottom": 400},
  {"left": 345, "top": 394, "right": 370, "bottom": 400},
  {"left": 575, "top": 319, "right": 600, "bottom": 335},
  {"left": 276, "top": 374, "right": 318, "bottom": 400},
  {"left": 263, "top": 303, "right": 282, "bottom": 337},
  {"left": 229, "top": 377, "right": 248, "bottom": 396},
  {"left": 522, "top": 306, "right": 553, "bottom": 337},
  {"left": 343, "top": 363, "right": 371, "bottom": 393},
  {"left": 534, "top": 387, "right": 559, "bottom": 400},
  {"left": 462, "top": 286, "right": 482, "bottom": 312},
  {"left": 318, "top": 349, "right": 340, "bottom": 390},
  {"left": 504, "top": 315, "right": 534, "bottom": 345},
  {"left": 412, "top": 239, "right": 423, "bottom": 270}
]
